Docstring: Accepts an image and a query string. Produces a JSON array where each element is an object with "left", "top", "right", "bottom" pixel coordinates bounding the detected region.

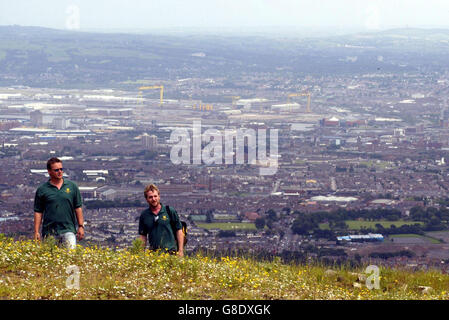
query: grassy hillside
[{"left": 0, "top": 235, "right": 448, "bottom": 300}]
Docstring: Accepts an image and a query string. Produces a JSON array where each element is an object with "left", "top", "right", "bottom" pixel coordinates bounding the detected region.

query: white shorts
[{"left": 58, "top": 232, "right": 77, "bottom": 249}]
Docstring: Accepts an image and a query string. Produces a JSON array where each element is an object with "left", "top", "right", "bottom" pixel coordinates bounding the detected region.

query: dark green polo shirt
[
  {"left": 34, "top": 179, "right": 83, "bottom": 237},
  {"left": 138, "top": 204, "right": 182, "bottom": 252}
]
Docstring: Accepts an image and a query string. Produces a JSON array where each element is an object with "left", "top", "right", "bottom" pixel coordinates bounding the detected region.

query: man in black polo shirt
[
  {"left": 139, "top": 184, "right": 184, "bottom": 257},
  {"left": 34, "top": 157, "right": 85, "bottom": 249}
]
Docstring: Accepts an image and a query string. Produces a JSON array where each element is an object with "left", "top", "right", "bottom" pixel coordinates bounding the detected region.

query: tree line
[{"left": 290, "top": 206, "right": 449, "bottom": 239}]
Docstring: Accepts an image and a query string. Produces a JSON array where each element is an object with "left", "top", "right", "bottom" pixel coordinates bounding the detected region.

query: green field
[
  {"left": 197, "top": 222, "right": 256, "bottom": 231},
  {"left": 388, "top": 234, "right": 442, "bottom": 244},
  {"left": 319, "top": 220, "right": 424, "bottom": 230},
  {"left": 293, "top": 159, "right": 307, "bottom": 165},
  {"left": 213, "top": 215, "right": 239, "bottom": 220},
  {"left": 359, "top": 160, "right": 392, "bottom": 170}
]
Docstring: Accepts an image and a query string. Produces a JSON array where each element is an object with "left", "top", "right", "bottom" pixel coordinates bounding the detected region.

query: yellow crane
[
  {"left": 193, "top": 101, "right": 213, "bottom": 111},
  {"left": 138, "top": 85, "right": 164, "bottom": 107},
  {"left": 287, "top": 92, "right": 311, "bottom": 113}
]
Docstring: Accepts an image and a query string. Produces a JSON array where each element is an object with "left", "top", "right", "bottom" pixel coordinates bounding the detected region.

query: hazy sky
[{"left": 1, "top": 0, "right": 449, "bottom": 32}]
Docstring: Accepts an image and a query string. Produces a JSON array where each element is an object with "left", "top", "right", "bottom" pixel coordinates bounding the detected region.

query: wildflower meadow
[{"left": 0, "top": 234, "right": 448, "bottom": 300}]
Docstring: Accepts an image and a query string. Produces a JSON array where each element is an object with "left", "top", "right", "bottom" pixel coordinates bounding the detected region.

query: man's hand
[
  {"left": 177, "top": 249, "right": 184, "bottom": 257},
  {"left": 77, "top": 227, "right": 84, "bottom": 241},
  {"left": 75, "top": 207, "right": 84, "bottom": 241},
  {"left": 34, "top": 232, "right": 41, "bottom": 242}
]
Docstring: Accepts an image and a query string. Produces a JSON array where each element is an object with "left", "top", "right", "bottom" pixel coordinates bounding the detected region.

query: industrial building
[{"left": 337, "top": 233, "right": 384, "bottom": 244}]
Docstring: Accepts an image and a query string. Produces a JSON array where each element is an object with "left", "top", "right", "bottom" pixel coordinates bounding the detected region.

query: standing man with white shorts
[{"left": 34, "top": 157, "right": 85, "bottom": 249}]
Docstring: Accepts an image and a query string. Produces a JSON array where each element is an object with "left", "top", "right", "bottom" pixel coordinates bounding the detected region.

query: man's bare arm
[
  {"left": 140, "top": 235, "right": 147, "bottom": 249},
  {"left": 75, "top": 207, "right": 84, "bottom": 241},
  {"left": 176, "top": 229, "right": 184, "bottom": 257},
  {"left": 34, "top": 212, "right": 42, "bottom": 241}
]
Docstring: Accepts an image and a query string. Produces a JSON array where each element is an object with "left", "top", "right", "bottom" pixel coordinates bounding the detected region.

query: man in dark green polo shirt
[
  {"left": 34, "top": 157, "right": 85, "bottom": 249},
  {"left": 139, "top": 184, "right": 184, "bottom": 257}
]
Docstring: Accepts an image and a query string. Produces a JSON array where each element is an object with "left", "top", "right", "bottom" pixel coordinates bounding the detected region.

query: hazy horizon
[{"left": 1, "top": 0, "right": 449, "bottom": 36}]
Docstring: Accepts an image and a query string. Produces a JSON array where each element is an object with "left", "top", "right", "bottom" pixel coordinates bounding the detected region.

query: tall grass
[{"left": 0, "top": 234, "right": 448, "bottom": 300}]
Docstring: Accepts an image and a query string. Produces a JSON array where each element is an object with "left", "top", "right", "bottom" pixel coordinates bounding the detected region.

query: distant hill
[{"left": 1, "top": 26, "right": 449, "bottom": 88}]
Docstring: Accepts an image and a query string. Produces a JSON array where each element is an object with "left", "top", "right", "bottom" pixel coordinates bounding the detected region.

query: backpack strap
[{"left": 165, "top": 205, "right": 176, "bottom": 229}]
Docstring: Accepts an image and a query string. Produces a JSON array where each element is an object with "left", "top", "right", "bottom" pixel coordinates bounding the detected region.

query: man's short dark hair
[{"left": 47, "top": 157, "right": 62, "bottom": 170}]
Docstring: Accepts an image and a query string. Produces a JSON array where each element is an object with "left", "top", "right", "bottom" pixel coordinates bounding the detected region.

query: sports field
[
  {"left": 197, "top": 222, "right": 257, "bottom": 231},
  {"left": 319, "top": 220, "right": 424, "bottom": 230},
  {"left": 388, "top": 234, "right": 442, "bottom": 244}
]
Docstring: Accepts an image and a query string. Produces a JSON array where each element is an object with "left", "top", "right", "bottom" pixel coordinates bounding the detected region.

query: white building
[
  {"left": 53, "top": 117, "right": 70, "bottom": 130},
  {"left": 142, "top": 133, "right": 158, "bottom": 149}
]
